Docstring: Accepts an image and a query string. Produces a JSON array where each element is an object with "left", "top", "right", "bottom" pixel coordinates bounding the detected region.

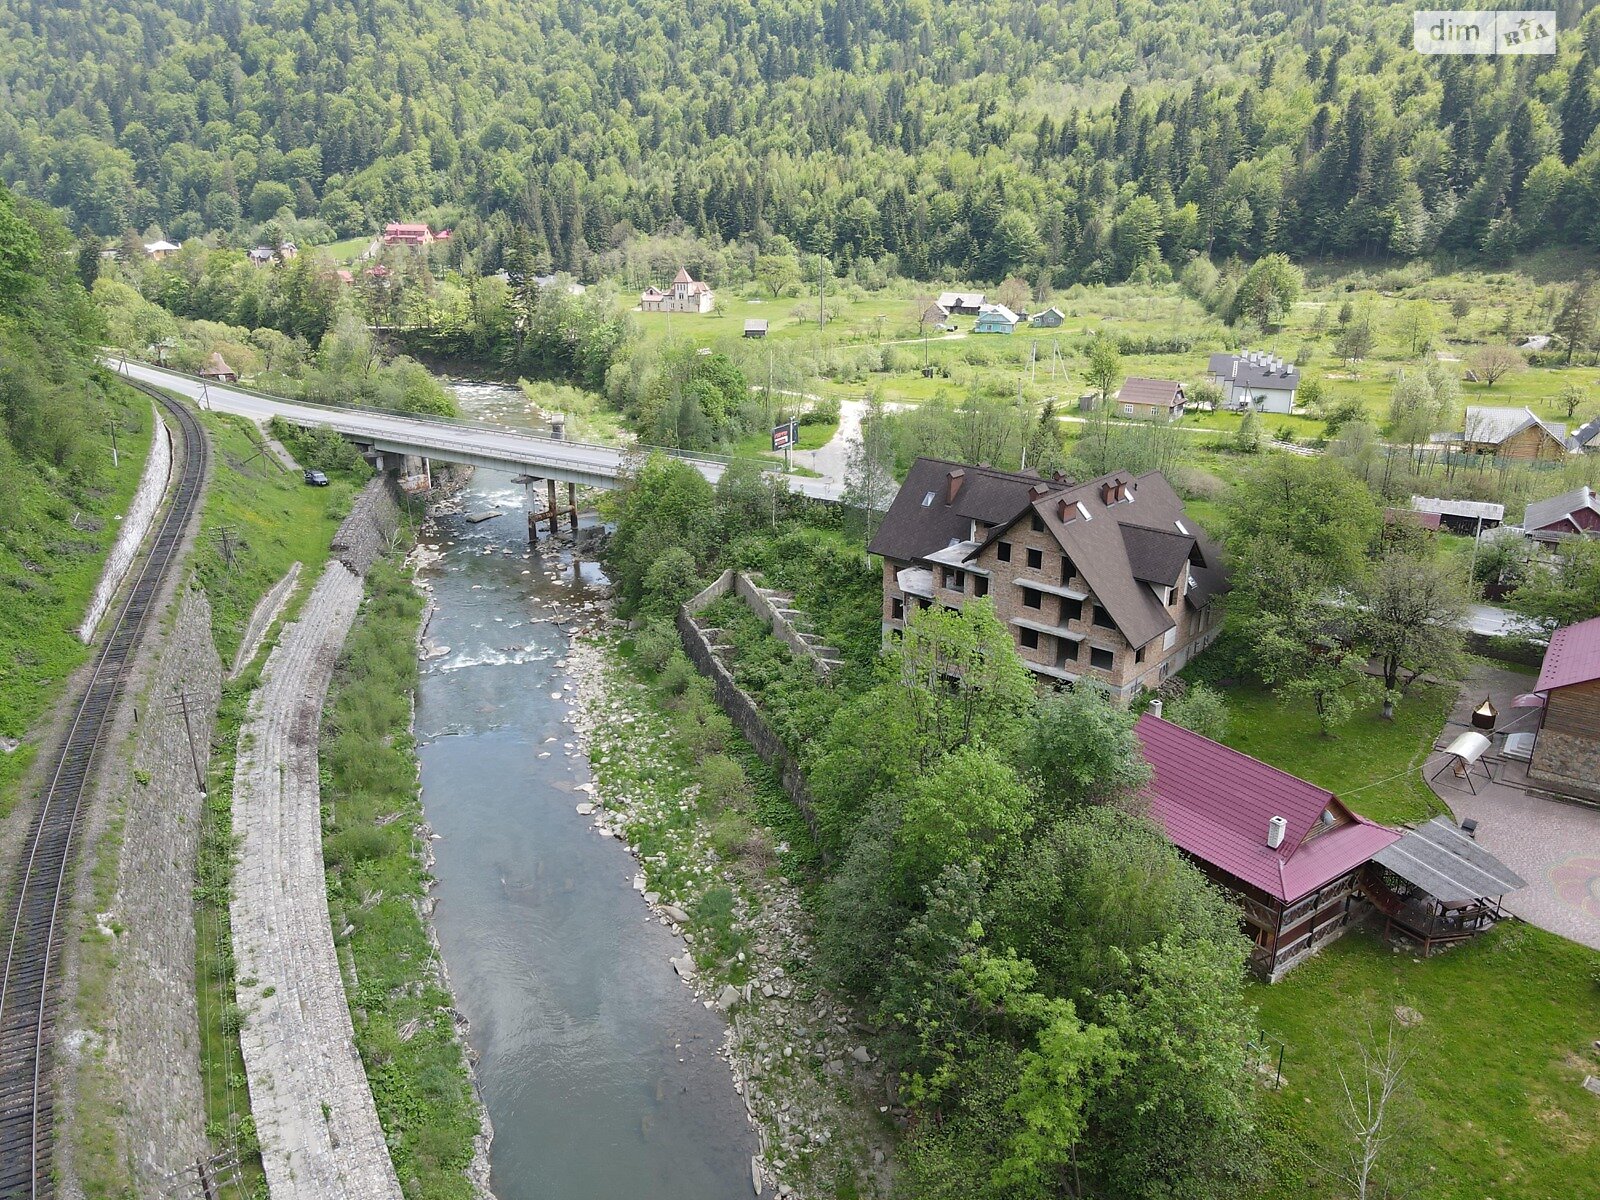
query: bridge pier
[{"left": 521, "top": 477, "right": 581, "bottom": 543}]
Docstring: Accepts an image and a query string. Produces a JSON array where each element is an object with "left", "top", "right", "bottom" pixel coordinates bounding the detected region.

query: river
[{"left": 413, "top": 379, "right": 756, "bottom": 1199}]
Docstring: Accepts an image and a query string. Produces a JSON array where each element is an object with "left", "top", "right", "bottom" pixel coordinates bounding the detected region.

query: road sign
[{"left": 771, "top": 419, "right": 797, "bottom": 451}]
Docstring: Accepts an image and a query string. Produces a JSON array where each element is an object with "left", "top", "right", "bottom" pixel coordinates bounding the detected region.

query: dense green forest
[
  {"left": 4, "top": 0, "right": 1600, "bottom": 284},
  {"left": 0, "top": 183, "right": 156, "bottom": 804}
]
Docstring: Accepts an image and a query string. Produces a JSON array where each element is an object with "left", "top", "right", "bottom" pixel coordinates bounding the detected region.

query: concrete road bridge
[{"left": 108, "top": 360, "right": 845, "bottom": 505}]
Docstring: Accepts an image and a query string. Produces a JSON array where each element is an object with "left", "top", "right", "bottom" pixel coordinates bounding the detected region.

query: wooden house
[
  {"left": 1030, "top": 306, "right": 1065, "bottom": 328},
  {"left": 1114, "top": 377, "right": 1186, "bottom": 421},
  {"left": 922, "top": 301, "right": 951, "bottom": 327},
  {"left": 1527, "top": 615, "right": 1600, "bottom": 801},
  {"left": 936, "top": 290, "right": 986, "bottom": 315},
  {"left": 142, "top": 239, "right": 181, "bottom": 261},
  {"left": 972, "top": 304, "right": 1021, "bottom": 334},
  {"left": 1458, "top": 406, "right": 1568, "bottom": 461},
  {"left": 1522, "top": 486, "right": 1600, "bottom": 542},
  {"left": 198, "top": 352, "right": 238, "bottom": 383},
  {"left": 743, "top": 319, "right": 769, "bottom": 339},
  {"left": 1135, "top": 714, "right": 1402, "bottom": 979}
]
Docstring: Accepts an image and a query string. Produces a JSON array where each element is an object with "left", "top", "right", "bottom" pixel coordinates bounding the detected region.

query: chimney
[
  {"left": 1100, "top": 479, "right": 1119, "bottom": 506},
  {"left": 1058, "top": 497, "right": 1076, "bottom": 524},
  {"left": 1149, "top": 698, "right": 1163, "bottom": 719},
  {"left": 1267, "top": 816, "right": 1287, "bottom": 850},
  {"left": 947, "top": 468, "right": 965, "bottom": 504}
]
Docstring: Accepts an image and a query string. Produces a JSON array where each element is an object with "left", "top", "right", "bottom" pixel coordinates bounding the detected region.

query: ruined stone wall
[{"left": 678, "top": 573, "right": 821, "bottom": 844}]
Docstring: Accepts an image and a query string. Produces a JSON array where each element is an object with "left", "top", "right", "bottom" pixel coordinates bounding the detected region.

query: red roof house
[
  {"left": 382, "top": 222, "right": 434, "bottom": 247},
  {"left": 1529, "top": 615, "right": 1600, "bottom": 800},
  {"left": 1135, "top": 713, "right": 1401, "bottom": 978}
]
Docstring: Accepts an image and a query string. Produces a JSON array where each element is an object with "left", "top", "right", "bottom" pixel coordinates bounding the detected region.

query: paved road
[{"left": 108, "top": 360, "right": 845, "bottom": 501}]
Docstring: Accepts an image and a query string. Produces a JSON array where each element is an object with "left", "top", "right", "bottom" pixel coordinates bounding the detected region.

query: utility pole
[
  {"left": 213, "top": 525, "right": 238, "bottom": 570},
  {"left": 108, "top": 412, "right": 119, "bottom": 469},
  {"left": 166, "top": 689, "right": 207, "bottom": 794}
]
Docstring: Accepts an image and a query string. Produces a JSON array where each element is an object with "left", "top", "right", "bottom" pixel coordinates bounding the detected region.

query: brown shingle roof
[
  {"left": 867, "top": 458, "right": 1045, "bottom": 562},
  {"left": 1117, "top": 377, "right": 1184, "bottom": 407}
]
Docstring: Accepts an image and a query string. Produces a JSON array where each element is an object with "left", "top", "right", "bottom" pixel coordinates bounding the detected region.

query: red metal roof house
[
  {"left": 1528, "top": 615, "right": 1600, "bottom": 800},
  {"left": 1135, "top": 713, "right": 1402, "bottom": 979}
]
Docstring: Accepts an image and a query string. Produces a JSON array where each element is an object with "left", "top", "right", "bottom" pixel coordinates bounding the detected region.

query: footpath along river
[{"left": 414, "top": 380, "right": 756, "bottom": 1198}]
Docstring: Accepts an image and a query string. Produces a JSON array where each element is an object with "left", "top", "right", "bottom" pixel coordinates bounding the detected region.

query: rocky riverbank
[{"left": 562, "top": 625, "right": 897, "bottom": 1200}]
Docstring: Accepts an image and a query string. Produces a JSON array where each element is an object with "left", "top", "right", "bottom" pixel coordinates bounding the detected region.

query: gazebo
[{"left": 1364, "top": 817, "right": 1525, "bottom": 954}]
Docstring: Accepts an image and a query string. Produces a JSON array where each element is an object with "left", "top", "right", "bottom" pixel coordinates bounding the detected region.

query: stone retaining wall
[
  {"left": 331, "top": 475, "right": 403, "bottom": 575},
  {"left": 678, "top": 572, "right": 821, "bottom": 844}
]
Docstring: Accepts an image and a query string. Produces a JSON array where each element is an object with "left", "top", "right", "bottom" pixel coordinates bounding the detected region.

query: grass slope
[
  {"left": 1214, "top": 681, "right": 1453, "bottom": 827},
  {"left": 1250, "top": 926, "right": 1600, "bottom": 1200},
  {"left": 0, "top": 382, "right": 154, "bottom": 813}
]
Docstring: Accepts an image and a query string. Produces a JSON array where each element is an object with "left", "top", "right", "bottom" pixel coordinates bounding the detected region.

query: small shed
[
  {"left": 199, "top": 352, "right": 237, "bottom": 383},
  {"left": 743, "top": 319, "right": 769, "bottom": 339},
  {"left": 922, "top": 301, "right": 951, "bottom": 327},
  {"left": 1409, "top": 495, "right": 1505, "bottom": 536},
  {"left": 1030, "top": 306, "right": 1064, "bottom": 328},
  {"left": 1527, "top": 615, "right": 1600, "bottom": 800}
]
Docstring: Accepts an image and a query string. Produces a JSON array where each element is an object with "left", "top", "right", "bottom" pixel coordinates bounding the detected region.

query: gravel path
[{"left": 230, "top": 558, "right": 404, "bottom": 1200}]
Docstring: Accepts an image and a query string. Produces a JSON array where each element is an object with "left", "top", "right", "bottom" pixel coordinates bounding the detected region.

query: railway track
[{"left": 0, "top": 382, "right": 209, "bottom": 1199}]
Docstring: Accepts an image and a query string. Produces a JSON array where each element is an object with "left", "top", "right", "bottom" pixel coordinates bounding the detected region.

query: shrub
[
  {"left": 1166, "top": 682, "right": 1230, "bottom": 742},
  {"left": 633, "top": 619, "right": 679, "bottom": 674},
  {"left": 699, "top": 753, "right": 749, "bottom": 808},
  {"left": 659, "top": 650, "right": 697, "bottom": 695}
]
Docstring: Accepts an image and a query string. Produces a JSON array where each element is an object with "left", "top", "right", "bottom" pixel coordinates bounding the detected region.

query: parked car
[{"left": 303, "top": 469, "right": 329, "bottom": 486}]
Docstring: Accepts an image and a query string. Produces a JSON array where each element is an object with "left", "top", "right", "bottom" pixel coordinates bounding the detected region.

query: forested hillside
[
  {"left": 3, "top": 0, "right": 1599, "bottom": 283},
  {"left": 0, "top": 183, "right": 155, "bottom": 806}
]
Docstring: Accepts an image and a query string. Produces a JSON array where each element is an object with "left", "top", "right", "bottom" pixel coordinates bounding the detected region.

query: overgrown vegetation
[
  {"left": 321, "top": 558, "right": 482, "bottom": 1198},
  {"left": 0, "top": 184, "right": 157, "bottom": 812},
  {"left": 609, "top": 455, "right": 1264, "bottom": 1200}
]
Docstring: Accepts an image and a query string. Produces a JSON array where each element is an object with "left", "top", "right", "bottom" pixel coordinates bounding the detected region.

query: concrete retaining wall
[
  {"left": 79, "top": 401, "right": 172, "bottom": 641},
  {"left": 732, "top": 573, "right": 843, "bottom": 677},
  {"left": 331, "top": 475, "right": 403, "bottom": 575},
  {"left": 678, "top": 573, "right": 820, "bottom": 844}
]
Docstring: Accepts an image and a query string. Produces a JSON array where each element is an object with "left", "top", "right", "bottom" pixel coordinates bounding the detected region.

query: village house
[
  {"left": 1206, "top": 349, "right": 1299, "bottom": 413},
  {"left": 922, "top": 301, "right": 951, "bottom": 327},
  {"left": 641, "top": 267, "right": 714, "bottom": 313},
  {"left": 198, "top": 351, "right": 238, "bottom": 383},
  {"left": 1030, "top": 306, "right": 1065, "bottom": 328},
  {"left": 1522, "top": 486, "right": 1600, "bottom": 543},
  {"left": 142, "top": 239, "right": 181, "bottom": 261},
  {"left": 382, "top": 222, "right": 437, "bottom": 248},
  {"left": 936, "top": 290, "right": 986, "bottom": 315},
  {"left": 743, "top": 319, "right": 768, "bottom": 339},
  {"left": 868, "top": 459, "right": 1228, "bottom": 701},
  {"left": 1526, "top": 616, "right": 1600, "bottom": 802},
  {"left": 1457, "top": 406, "right": 1568, "bottom": 461},
  {"left": 1135, "top": 713, "right": 1523, "bottom": 975},
  {"left": 972, "top": 304, "right": 1021, "bottom": 334},
  {"left": 1135, "top": 713, "right": 1402, "bottom": 978},
  {"left": 1114, "top": 377, "right": 1186, "bottom": 421},
  {"left": 1568, "top": 415, "right": 1599, "bottom": 454}
]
